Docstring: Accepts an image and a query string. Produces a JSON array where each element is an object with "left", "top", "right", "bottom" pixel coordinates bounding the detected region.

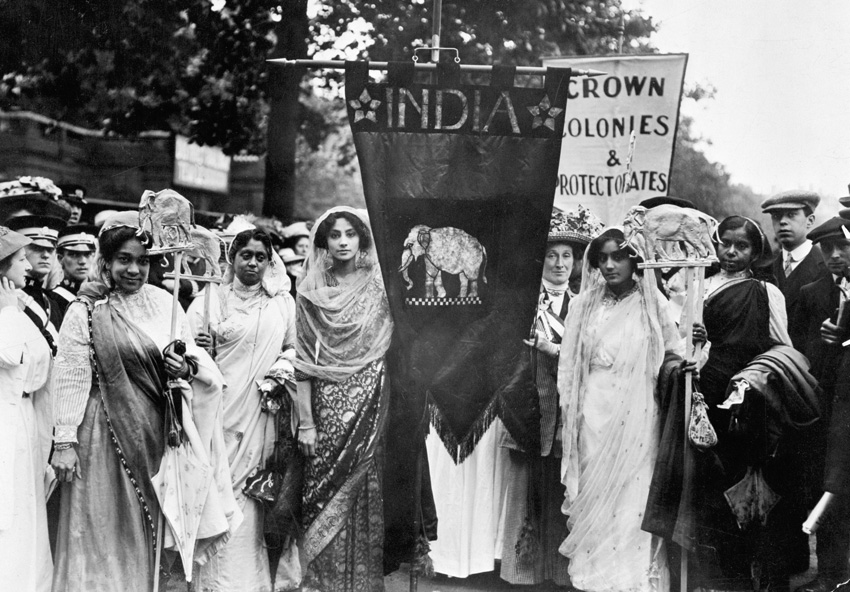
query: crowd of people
[{"left": 2, "top": 179, "right": 850, "bottom": 592}]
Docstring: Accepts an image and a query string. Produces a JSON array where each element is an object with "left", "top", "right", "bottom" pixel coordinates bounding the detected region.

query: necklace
[{"left": 232, "top": 278, "right": 262, "bottom": 301}]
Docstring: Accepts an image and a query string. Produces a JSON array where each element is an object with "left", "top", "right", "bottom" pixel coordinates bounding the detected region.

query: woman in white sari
[
  {"left": 190, "top": 228, "right": 296, "bottom": 592},
  {"left": 558, "top": 228, "right": 684, "bottom": 592}
]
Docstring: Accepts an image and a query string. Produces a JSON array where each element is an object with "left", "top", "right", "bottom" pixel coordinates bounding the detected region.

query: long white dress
[
  {"left": 425, "top": 418, "right": 510, "bottom": 577},
  {"left": 189, "top": 279, "right": 297, "bottom": 592},
  {"left": 0, "top": 298, "right": 53, "bottom": 592},
  {"left": 559, "top": 283, "right": 683, "bottom": 592}
]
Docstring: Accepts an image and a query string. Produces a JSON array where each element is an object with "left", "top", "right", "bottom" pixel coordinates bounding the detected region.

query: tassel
[
  {"left": 515, "top": 515, "right": 539, "bottom": 562},
  {"left": 410, "top": 535, "right": 434, "bottom": 578}
]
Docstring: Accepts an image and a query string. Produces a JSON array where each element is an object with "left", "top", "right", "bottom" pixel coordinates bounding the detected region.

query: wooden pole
[
  {"left": 680, "top": 266, "right": 696, "bottom": 592},
  {"left": 202, "top": 282, "right": 212, "bottom": 355},
  {"left": 153, "top": 250, "right": 184, "bottom": 592}
]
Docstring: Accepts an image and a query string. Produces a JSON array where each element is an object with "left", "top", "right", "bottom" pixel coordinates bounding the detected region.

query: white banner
[{"left": 543, "top": 54, "right": 688, "bottom": 224}]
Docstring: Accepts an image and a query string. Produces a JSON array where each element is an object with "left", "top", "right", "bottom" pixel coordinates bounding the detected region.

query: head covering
[
  {"left": 0, "top": 225, "right": 32, "bottom": 261},
  {"left": 57, "top": 184, "right": 88, "bottom": 207},
  {"left": 6, "top": 214, "right": 65, "bottom": 248},
  {"left": 0, "top": 176, "right": 70, "bottom": 223},
  {"left": 282, "top": 221, "right": 310, "bottom": 239},
  {"left": 558, "top": 226, "right": 668, "bottom": 503},
  {"left": 222, "top": 229, "right": 291, "bottom": 297},
  {"left": 98, "top": 210, "right": 141, "bottom": 235},
  {"left": 549, "top": 205, "right": 605, "bottom": 245},
  {"left": 279, "top": 247, "right": 305, "bottom": 264},
  {"left": 585, "top": 227, "right": 641, "bottom": 269},
  {"left": 94, "top": 209, "right": 119, "bottom": 228},
  {"left": 761, "top": 190, "right": 820, "bottom": 213},
  {"left": 294, "top": 206, "right": 393, "bottom": 382},
  {"left": 808, "top": 216, "right": 850, "bottom": 244},
  {"left": 57, "top": 224, "right": 98, "bottom": 252},
  {"left": 639, "top": 195, "right": 696, "bottom": 210}
]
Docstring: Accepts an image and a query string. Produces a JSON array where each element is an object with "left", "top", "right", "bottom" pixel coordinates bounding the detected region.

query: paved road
[{"left": 167, "top": 537, "right": 817, "bottom": 591}]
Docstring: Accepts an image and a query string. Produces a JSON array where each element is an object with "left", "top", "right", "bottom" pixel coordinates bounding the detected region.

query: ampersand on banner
[{"left": 607, "top": 150, "right": 621, "bottom": 167}]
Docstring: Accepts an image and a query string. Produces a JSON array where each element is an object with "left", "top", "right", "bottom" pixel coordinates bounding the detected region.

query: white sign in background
[
  {"left": 173, "top": 134, "right": 231, "bottom": 194},
  {"left": 542, "top": 54, "right": 688, "bottom": 224}
]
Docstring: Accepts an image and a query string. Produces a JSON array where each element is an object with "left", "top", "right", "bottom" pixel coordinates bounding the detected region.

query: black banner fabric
[{"left": 346, "top": 61, "right": 572, "bottom": 462}]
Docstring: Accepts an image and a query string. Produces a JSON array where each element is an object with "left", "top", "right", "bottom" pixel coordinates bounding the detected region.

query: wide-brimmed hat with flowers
[{"left": 548, "top": 205, "right": 605, "bottom": 245}]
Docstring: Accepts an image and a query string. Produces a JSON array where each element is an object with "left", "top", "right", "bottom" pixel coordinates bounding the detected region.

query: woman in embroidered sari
[
  {"left": 50, "top": 212, "right": 239, "bottom": 592},
  {"left": 0, "top": 226, "right": 53, "bottom": 592},
  {"left": 558, "top": 228, "right": 683, "bottom": 592},
  {"left": 189, "top": 228, "right": 297, "bottom": 592},
  {"left": 294, "top": 207, "right": 393, "bottom": 592},
  {"left": 688, "top": 216, "right": 813, "bottom": 591}
]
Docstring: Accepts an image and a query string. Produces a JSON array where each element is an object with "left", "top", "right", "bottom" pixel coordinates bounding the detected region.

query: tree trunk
[{"left": 263, "top": 1, "right": 308, "bottom": 220}]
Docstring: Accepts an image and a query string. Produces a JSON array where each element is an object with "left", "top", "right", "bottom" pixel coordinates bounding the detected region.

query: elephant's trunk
[{"left": 399, "top": 249, "right": 414, "bottom": 290}]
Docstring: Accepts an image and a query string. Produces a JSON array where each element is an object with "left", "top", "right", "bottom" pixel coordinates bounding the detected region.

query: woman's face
[
  {"left": 597, "top": 239, "right": 635, "bottom": 290},
  {"left": 542, "top": 242, "right": 573, "bottom": 286},
  {"left": 327, "top": 218, "right": 360, "bottom": 264},
  {"left": 2, "top": 248, "right": 32, "bottom": 288},
  {"left": 107, "top": 238, "right": 150, "bottom": 294},
  {"left": 717, "top": 226, "right": 755, "bottom": 273},
  {"left": 294, "top": 236, "right": 310, "bottom": 257},
  {"left": 233, "top": 239, "right": 270, "bottom": 286}
]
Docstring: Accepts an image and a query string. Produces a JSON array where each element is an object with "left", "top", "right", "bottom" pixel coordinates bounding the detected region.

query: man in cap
[
  {"left": 790, "top": 216, "right": 850, "bottom": 592},
  {"left": 57, "top": 184, "right": 88, "bottom": 225},
  {"left": 51, "top": 224, "right": 98, "bottom": 314},
  {"left": 7, "top": 214, "right": 67, "bottom": 334},
  {"left": 761, "top": 190, "right": 828, "bottom": 347}
]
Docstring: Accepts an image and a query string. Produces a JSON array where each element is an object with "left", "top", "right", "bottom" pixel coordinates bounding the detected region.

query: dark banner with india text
[{"left": 346, "top": 61, "right": 571, "bottom": 462}]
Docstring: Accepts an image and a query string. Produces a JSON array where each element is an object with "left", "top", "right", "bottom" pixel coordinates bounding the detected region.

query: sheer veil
[
  {"left": 294, "top": 206, "right": 393, "bottom": 382},
  {"left": 557, "top": 228, "right": 668, "bottom": 505}
]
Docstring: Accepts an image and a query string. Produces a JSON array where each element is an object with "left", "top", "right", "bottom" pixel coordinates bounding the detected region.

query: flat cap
[
  {"left": 807, "top": 216, "right": 850, "bottom": 244},
  {"left": 761, "top": 190, "right": 820, "bottom": 213}
]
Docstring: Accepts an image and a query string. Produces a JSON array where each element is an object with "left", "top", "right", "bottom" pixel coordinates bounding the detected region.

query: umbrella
[{"left": 151, "top": 391, "right": 215, "bottom": 582}]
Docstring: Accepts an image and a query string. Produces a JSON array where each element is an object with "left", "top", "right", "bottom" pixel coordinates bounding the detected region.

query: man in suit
[
  {"left": 762, "top": 190, "right": 829, "bottom": 349},
  {"left": 792, "top": 216, "right": 850, "bottom": 592}
]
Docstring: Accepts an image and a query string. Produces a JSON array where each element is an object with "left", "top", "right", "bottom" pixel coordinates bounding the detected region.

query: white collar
[{"left": 784, "top": 240, "right": 813, "bottom": 262}]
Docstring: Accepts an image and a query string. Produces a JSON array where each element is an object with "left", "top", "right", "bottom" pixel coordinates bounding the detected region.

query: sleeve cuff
[{"left": 54, "top": 425, "right": 79, "bottom": 444}]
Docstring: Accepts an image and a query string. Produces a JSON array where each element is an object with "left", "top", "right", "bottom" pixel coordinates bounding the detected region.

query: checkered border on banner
[{"left": 405, "top": 297, "right": 482, "bottom": 306}]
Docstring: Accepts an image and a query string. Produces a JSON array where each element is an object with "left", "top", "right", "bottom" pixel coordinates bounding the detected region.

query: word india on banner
[
  {"left": 344, "top": 61, "right": 572, "bottom": 463},
  {"left": 542, "top": 54, "right": 688, "bottom": 224}
]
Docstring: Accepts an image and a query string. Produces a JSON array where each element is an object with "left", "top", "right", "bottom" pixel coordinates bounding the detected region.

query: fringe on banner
[
  {"left": 428, "top": 395, "right": 500, "bottom": 465},
  {"left": 410, "top": 534, "right": 435, "bottom": 579}
]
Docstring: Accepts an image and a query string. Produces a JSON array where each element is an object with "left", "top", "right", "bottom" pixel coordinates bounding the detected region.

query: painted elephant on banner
[
  {"left": 399, "top": 225, "right": 488, "bottom": 298},
  {"left": 139, "top": 189, "right": 195, "bottom": 248}
]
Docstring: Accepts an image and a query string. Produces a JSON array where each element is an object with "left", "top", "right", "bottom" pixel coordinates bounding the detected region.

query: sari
[
  {"left": 189, "top": 252, "right": 296, "bottom": 592},
  {"left": 689, "top": 273, "right": 810, "bottom": 590},
  {"left": 51, "top": 283, "right": 239, "bottom": 592},
  {"left": 294, "top": 207, "right": 394, "bottom": 592},
  {"left": 558, "top": 255, "right": 682, "bottom": 592}
]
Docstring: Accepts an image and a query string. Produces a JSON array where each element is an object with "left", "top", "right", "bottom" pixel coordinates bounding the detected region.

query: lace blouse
[{"left": 52, "top": 285, "right": 192, "bottom": 443}]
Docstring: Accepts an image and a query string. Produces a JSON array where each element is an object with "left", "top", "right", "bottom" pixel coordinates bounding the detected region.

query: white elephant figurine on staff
[
  {"left": 623, "top": 204, "right": 718, "bottom": 262},
  {"left": 399, "top": 225, "right": 488, "bottom": 298},
  {"left": 138, "top": 188, "right": 195, "bottom": 249},
  {"left": 182, "top": 226, "right": 225, "bottom": 279}
]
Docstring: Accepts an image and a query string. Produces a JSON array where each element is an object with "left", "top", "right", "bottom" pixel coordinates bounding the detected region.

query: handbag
[
  {"left": 243, "top": 419, "right": 284, "bottom": 504},
  {"left": 688, "top": 391, "right": 718, "bottom": 449}
]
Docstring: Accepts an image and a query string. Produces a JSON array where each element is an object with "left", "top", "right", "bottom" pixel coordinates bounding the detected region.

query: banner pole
[{"left": 267, "top": 58, "right": 604, "bottom": 77}]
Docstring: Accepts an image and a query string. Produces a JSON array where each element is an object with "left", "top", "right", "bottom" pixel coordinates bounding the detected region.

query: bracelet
[
  {"left": 53, "top": 442, "right": 74, "bottom": 451},
  {"left": 298, "top": 425, "right": 316, "bottom": 431}
]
